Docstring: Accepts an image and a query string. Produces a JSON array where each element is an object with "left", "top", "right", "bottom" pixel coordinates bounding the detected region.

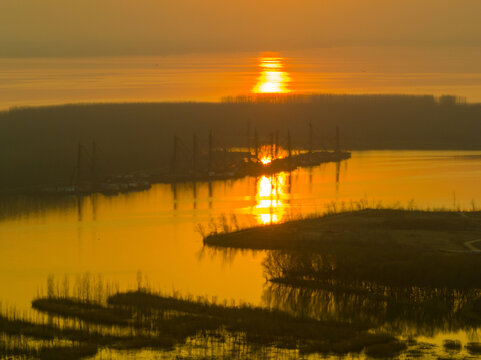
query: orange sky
[{"left": 2, "top": 0, "right": 481, "bottom": 57}]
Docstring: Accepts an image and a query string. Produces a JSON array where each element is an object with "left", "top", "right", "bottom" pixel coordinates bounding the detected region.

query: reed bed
[
  {"left": 199, "top": 197, "right": 481, "bottom": 240},
  {"left": 0, "top": 273, "right": 409, "bottom": 359}
]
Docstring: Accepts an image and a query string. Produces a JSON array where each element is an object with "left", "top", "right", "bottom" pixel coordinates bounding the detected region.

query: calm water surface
[
  {"left": 1, "top": 150, "right": 481, "bottom": 358},
  {"left": 2, "top": 150, "right": 481, "bottom": 307},
  {"left": 3, "top": 47, "right": 481, "bottom": 109}
]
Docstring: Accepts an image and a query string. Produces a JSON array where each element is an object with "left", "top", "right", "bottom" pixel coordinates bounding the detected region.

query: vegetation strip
[{"left": 205, "top": 209, "right": 481, "bottom": 288}]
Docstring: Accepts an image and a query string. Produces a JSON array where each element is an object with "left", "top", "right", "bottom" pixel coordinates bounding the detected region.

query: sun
[
  {"left": 253, "top": 55, "right": 290, "bottom": 94},
  {"left": 261, "top": 156, "right": 272, "bottom": 165}
]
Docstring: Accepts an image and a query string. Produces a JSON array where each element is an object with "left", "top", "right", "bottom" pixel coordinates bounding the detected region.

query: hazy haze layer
[{"left": 2, "top": 0, "right": 481, "bottom": 57}]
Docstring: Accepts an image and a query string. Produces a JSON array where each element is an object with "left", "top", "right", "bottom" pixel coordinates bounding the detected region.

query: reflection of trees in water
[
  {"left": 198, "top": 245, "right": 242, "bottom": 265},
  {"left": 163, "top": 330, "right": 299, "bottom": 360},
  {"left": 0, "top": 194, "right": 102, "bottom": 222},
  {"left": 0, "top": 195, "right": 77, "bottom": 221},
  {"left": 263, "top": 245, "right": 481, "bottom": 289},
  {"left": 262, "top": 251, "right": 481, "bottom": 338},
  {"left": 199, "top": 246, "right": 268, "bottom": 269}
]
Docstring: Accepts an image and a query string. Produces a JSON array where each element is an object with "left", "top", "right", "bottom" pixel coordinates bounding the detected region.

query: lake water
[
  {"left": 2, "top": 47, "right": 481, "bottom": 110},
  {"left": 2, "top": 150, "right": 481, "bottom": 358},
  {"left": 2, "top": 150, "right": 481, "bottom": 307}
]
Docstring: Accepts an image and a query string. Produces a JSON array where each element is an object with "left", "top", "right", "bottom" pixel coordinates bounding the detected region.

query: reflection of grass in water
[
  {"left": 443, "top": 339, "right": 462, "bottom": 351},
  {"left": 466, "top": 342, "right": 481, "bottom": 354},
  {"left": 108, "top": 290, "right": 366, "bottom": 344},
  {"left": 0, "top": 312, "right": 175, "bottom": 349},
  {"left": 263, "top": 280, "right": 481, "bottom": 337},
  {"left": 92, "top": 290, "right": 409, "bottom": 356},
  {"left": 0, "top": 340, "right": 97, "bottom": 360},
  {"left": 0, "top": 273, "right": 408, "bottom": 359},
  {"left": 32, "top": 297, "right": 131, "bottom": 326}
]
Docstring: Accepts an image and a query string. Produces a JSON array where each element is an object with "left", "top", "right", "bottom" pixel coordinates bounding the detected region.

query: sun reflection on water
[
  {"left": 255, "top": 173, "right": 288, "bottom": 225},
  {"left": 253, "top": 54, "right": 290, "bottom": 94}
]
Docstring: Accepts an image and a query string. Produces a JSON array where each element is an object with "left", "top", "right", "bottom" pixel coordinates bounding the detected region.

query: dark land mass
[
  {"left": 17, "top": 290, "right": 405, "bottom": 358},
  {"left": 0, "top": 286, "right": 410, "bottom": 359},
  {"left": 204, "top": 209, "right": 481, "bottom": 289},
  {"left": 1, "top": 94, "right": 480, "bottom": 192},
  {"left": 205, "top": 209, "right": 481, "bottom": 350}
]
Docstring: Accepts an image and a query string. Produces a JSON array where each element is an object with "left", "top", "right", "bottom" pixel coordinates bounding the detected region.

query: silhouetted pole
[
  {"left": 336, "top": 126, "right": 340, "bottom": 152},
  {"left": 208, "top": 129, "right": 213, "bottom": 173},
  {"left": 288, "top": 171, "right": 292, "bottom": 197},
  {"left": 172, "top": 183, "right": 177, "bottom": 210},
  {"left": 336, "top": 161, "right": 340, "bottom": 183},
  {"left": 208, "top": 182, "right": 213, "bottom": 209},
  {"left": 91, "top": 141, "right": 97, "bottom": 189},
  {"left": 254, "top": 129, "right": 259, "bottom": 162},
  {"left": 270, "top": 177, "right": 274, "bottom": 225},
  {"left": 247, "top": 120, "right": 251, "bottom": 155},
  {"left": 270, "top": 132, "right": 274, "bottom": 158},
  {"left": 77, "top": 195, "right": 83, "bottom": 221},
  {"left": 223, "top": 147, "right": 227, "bottom": 170},
  {"left": 275, "top": 130, "right": 279, "bottom": 158},
  {"left": 287, "top": 129, "right": 292, "bottom": 165},
  {"left": 76, "top": 143, "right": 82, "bottom": 186},
  {"left": 192, "top": 134, "right": 197, "bottom": 175},
  {"left": 193, "top": 181, "right": 197, "bottom": 210},
  {"left": 335, "top": 161, "right": 340, "bottom": 194},
  {"left": 308, "top": 121, "right": 313, "bottom": 156},
  {"left": 171, "top": 135, "right": 179, "bottom": 174}
]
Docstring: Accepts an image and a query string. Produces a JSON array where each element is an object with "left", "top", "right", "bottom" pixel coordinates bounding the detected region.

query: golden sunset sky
[{"left": 1, "top": 0, "right": 481, "bottom": 57}]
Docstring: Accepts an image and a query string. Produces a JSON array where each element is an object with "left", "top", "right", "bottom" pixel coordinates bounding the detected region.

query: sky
[{"left": 2, "top": 0, "right": 481, "bottom": 57}]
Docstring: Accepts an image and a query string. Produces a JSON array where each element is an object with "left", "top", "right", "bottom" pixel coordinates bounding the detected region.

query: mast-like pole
[
  {"left": 308, "top": 122, "right": 313, "bottom": 156},
  {"left": 76, "top": 143, "right": 82, "bottom": 186},
  {"left": 91, "top": 141, "right": 97, "bottom": 189},
  {"left": 287, "top": 129, "right": 292, "bottom": 162},
  {"left": 171, "top": 135, "right": 178, "bottom": 173},
  {"left": 192, "top": 133, "right": 197, "bottom": 174},
  {"left": 275, "top": 130, "right": 279, "bottom": 158},
  {"left": 336, "top": 126, "right": 340, "bottom": 152},
  {"left": 254, "top": 129, "right": 259, "bottom": 162},
  {"left": 208, "top": 129, "right": 213, "bottom": 172},
  {"left": 270, "top": 132, "right": 274, "bottom": 159},
  {"left": 247, "top": 120, "right": 251, "bottom": 155}
]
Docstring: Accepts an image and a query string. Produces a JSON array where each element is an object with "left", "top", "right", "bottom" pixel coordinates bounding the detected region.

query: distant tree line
[{"left": 0, "top": 93, "right": 480, "bottom": 190}]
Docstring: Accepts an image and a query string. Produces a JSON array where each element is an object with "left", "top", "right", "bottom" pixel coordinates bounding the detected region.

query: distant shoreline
[{"left": 2, "top": 95, "right": 481, "bottom": 191}]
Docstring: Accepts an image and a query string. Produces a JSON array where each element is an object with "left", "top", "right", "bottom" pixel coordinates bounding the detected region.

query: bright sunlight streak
[
  {"left": 255, "top": 174, "right": 286, "bottom": 225},
  {"left": 253, "top": 54, "right": 290, "bottom": 94}
]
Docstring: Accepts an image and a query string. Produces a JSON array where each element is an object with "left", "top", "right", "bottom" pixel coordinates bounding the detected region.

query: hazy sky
[{"left": 2, "top": 0, "right": 481, "bottom": 57}]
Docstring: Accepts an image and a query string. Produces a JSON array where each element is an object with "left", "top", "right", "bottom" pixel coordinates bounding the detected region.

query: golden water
[
  {"left": 2, "top": 150, "right": 481, "bottom": 308},
  {"left": 3, "top": 47, "right": 481, "bottom": 110},
  {"left": 2, "top": 150, "right": 481, "bottom": 358}
]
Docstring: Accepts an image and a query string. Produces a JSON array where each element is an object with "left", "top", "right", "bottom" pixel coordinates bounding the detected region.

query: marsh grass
[
  {"left": 106, "top": 290, "right": 402, "bottom": 355},
  {"left": 443, "top": 339, "right": 462, "bottom": 351},
  {"left": 32, "top": 298, "right": 131, "bottom": 326},
  {"left": 263, "top": 281, "right": 481, "bottom": 339},
  {"left": 466, "top": 342, "right": 481, "bottom": 354},
  {"left": 200, "top": 198, "right": 481, "bottom": 241},
  {"left": 0, "top": 340, "right": 98, "bottom": 360},
  {"left": 364, "top": 341, "right": 407, "bottom": 358},
  {"left": 203, "top": 207, "right": 481, "bottom": 289},
  {"left": 200, "top": 206, "right": 481, "bottom": 347},
  {"left": 0, "top": 312, "right": 174, "bottom": 349},
  {"left": 16, "top": 273, "right": 408, "bottom": 357},
  {"left": 262, "top": 248, "right": 481, "bottom": 290}
]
